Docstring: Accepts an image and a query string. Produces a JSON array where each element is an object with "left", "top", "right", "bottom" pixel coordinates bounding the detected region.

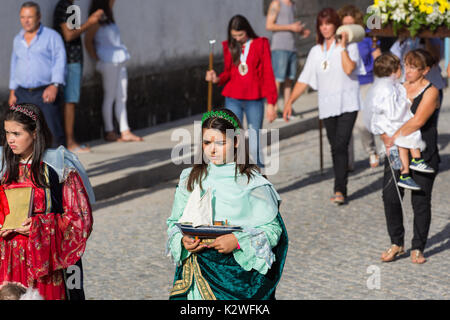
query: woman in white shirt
[
  {"left": 283, "top": 8, "right": 365, "bottom": 204},
  {"left": 85, "top": 0, "right": 142, "bottom": 142}
]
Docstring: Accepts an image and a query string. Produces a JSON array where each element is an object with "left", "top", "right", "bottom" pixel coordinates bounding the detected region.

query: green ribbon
[{"left": 201, "top": 111, "right": 240, "bottom": 131}]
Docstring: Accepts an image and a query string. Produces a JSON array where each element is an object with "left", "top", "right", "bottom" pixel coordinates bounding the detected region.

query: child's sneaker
[
  {"left": 409, "top": 158, "right": 435, "bottom": 173},
  {"left": 397, "top": 174, "right": 421, "bottom": 191}
]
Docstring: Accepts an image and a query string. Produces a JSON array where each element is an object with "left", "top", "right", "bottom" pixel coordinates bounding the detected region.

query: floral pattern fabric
[{"left": 0, "top": 164, "right": 93, "bottom": 300}]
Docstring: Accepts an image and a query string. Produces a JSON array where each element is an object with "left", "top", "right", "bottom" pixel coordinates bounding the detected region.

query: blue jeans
[
  {"left": 225, "top": 97, "right": 264, "bottom": 167},
  {"left": 271, "top": 50, "right": 297, "bottom": 82},
  {"left": 64, "top": 63, "right": 82, "bottom": 103}
]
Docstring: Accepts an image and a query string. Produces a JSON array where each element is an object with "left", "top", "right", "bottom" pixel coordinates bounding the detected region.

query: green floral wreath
[{"left": 201, "top": 110, "right": 240, "bottom": 131}]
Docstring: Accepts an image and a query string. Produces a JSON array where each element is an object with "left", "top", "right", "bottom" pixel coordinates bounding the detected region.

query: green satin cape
[{"left": 169, "top": 212, "right": 288, "bottom": 300}]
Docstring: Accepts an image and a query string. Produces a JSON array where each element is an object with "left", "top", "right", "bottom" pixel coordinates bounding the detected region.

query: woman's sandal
[
  {"left": 411, "top": 250, "right": 427, "bottom": 264},
  {"left": 381, "top": 244, "right": 405, "bottom": 262}
]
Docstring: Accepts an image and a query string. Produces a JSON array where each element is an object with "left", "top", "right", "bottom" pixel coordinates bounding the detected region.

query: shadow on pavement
[
  {"left": 92, "top": 180, "right": 178, "bottom": 211},
  {"left": 425, "top": 223, "right": 450, "bottom": 258},
  {"left": 86, "top": 148, "right": 173, "bottom": 178}
]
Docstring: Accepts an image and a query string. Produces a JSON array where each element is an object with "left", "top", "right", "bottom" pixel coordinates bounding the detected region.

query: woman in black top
[{"left": 380, "top": 49, "right": 440, "bottom": 264}]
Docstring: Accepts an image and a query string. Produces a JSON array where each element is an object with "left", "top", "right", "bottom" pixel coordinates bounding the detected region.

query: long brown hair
[
  {"left": 186, "top": 108, "right": 259, "bottom": 192},
  {"left": 227, "top": 15, "right": 259, "bottom": 66},
  {"left": 1, "top": 103, "right": 52, "bottom": 188},
  {"left": 316, "top": 8, "right": 341, "bottom": 45}
]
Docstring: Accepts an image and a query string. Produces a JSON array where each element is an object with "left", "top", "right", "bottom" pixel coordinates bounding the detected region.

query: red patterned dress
[{"left": 0, "top": 163, "right": 93, "bottom": 300}]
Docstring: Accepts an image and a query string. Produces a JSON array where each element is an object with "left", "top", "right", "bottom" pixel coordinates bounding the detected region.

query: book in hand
[{"left": 0, "top": 187, "right": 34, "bottom": 231}]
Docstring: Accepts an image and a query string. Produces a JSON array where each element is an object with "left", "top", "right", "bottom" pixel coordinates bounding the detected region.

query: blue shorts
[
  {"left": 271, "top": 50, "right": 297, "bottom": 82},
  {"left": 64, "top": 63, "right": 82, "bottom": 103}
]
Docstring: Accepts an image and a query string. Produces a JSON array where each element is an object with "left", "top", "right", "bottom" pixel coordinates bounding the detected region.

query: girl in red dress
[{"left": 0, "top": 103, "right": 94, "bottom": 300}]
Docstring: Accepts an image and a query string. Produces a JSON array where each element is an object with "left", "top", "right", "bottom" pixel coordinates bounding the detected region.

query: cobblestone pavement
[{"left": 83, "top": 107, "right": 450, "bottom": 300}]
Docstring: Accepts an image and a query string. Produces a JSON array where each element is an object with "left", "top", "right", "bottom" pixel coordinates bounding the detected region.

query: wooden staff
[
  {"left": 319, "top": 119, "right": 323, "bottom": 174},
  {"left": 207, "top": 40, "right": 216, "bottom": 111}
]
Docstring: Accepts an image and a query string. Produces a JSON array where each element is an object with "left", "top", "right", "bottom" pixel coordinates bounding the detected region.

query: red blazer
[{"left": 218, "top": 37, "right": 278, "bottom": 105}]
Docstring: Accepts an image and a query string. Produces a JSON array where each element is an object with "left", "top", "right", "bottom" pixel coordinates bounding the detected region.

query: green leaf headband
[{"left": 201, "top": 110, "right": 240, "bottom": 131}]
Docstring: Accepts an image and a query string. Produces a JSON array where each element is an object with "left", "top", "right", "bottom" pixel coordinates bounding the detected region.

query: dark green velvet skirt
[{"left": 170, "top": 213, "right": 288, "bottom": 300}]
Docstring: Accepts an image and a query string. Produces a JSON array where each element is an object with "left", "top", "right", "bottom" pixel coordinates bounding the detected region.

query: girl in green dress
[{"left": 166, "top": 108, "right": 288, "bottom": 300}]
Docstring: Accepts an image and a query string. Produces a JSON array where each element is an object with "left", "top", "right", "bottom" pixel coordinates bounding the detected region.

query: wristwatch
[{"left": 52, "top": 83, "right": 60, "bottom": 88}]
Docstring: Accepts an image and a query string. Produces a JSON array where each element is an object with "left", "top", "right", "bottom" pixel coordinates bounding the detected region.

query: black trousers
[
  {"left": 322, "top": 111, "right": 357, "bottom": 197},
  {"left": 15, "top": 86, "right": 65, "bottom": 147},
  {"left": 382, "top": 154, "right": 439, "bottom": 252}
]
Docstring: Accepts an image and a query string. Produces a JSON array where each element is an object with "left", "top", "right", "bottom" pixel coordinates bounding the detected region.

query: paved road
[{"left": 83, "top": 107, "right": 450, "bottom": 300}]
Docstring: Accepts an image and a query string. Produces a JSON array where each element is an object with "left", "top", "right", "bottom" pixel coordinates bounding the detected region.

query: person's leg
[
  {"left": 348, "top": 134, "right": 355, "bottom": 171},
  {"left": 323, "top": 116, "right": 340, "bottom": 196},
  {"left": 355, "top": 113, "right": 377, "bottom": 155},
  {"left": 410, "top": 156, "right": 438, "bottom": 254},
  {"left": 97, "top": 61, "right": 120, "bottom": 138},
  {"left": 243, "top": 99, "right": 264, "bottom": 167},
  {"left": 324, "top": 112, "right": 357, "bottom": 197},
  {"left": 357, "top": 84, "right": 377, "bottom": 157},
  {"left": 225, "top": 97, "right": 244, "bottom": 125},
  {"left": 410, "top": 148, "right": 421, "bottom": 159},
  {"left": 64, "top": 63, "right": 89, "bottom": 152},
  {"left": 115, "top": 65, "right": 130, "bottom": 133},
  {"left": 111, "top": 65, "right": 141, "bottom": 142},
  {"left": 283, "top": 79, "right": 292, "bottom": 107},
  {"left": 284, "top": 51, "right": 297, "bottom": 107},
  {"left": 399, "top": 147, "right": 410, "bottom": 174},
  {"left": 64, "top": 102, "right": 76, "bottom": 146},
  {"left": 382, "top": 160, "right": 405, "bottom": 248},
  {"left": 271, "top": 50, "right": 288, "bottom": 112},
  {"left": 354, "top": 110, "right": 378, "bottom": 168}
]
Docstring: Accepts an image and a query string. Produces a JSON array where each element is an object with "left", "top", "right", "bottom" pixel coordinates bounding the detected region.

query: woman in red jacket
[{"left": 206, "top": 15, "right": 278, "bottom": 167}]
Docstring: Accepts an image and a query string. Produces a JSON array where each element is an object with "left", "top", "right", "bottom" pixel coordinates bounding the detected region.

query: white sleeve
[
  {"left": 390, "top": 40, "right": 403, "bottom": 59},
  {"left": 366, "top": 85, "right": 393, "bottom": 135},
  {"left": 297, "top": 47, "right": 318, "bottom": 90},
  {"left": 348, "top": 43, "right": 366, "bottom": 76}
]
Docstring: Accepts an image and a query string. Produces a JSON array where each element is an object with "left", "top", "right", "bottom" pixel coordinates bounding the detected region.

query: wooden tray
[{"left": 368, "top": 25, "right": 450, "bottom": 38}]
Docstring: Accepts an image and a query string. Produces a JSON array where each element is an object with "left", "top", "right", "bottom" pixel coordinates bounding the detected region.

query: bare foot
[{"left": 121, "top": 130, "right": 143, "bottom": 142}]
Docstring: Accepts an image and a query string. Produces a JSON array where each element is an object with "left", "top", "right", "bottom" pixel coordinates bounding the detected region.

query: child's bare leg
[
  {"left": 410, "top": 148, "right": 421, "bottom": 159},
  {"left": 398, "top": 147, "right": 410, "bottom": 174}
]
